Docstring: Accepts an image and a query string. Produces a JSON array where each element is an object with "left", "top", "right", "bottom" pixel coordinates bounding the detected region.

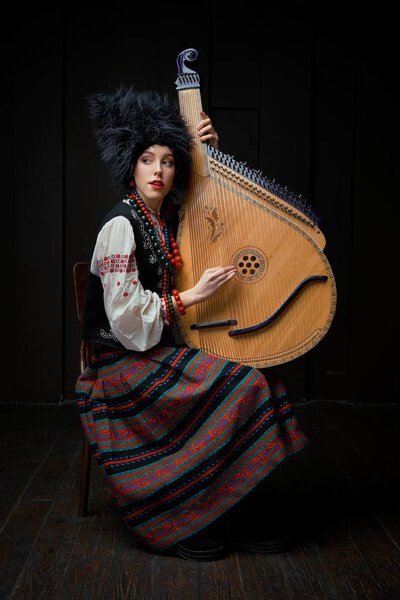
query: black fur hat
[{"left": 87, "top": 85, "right": 192, "bottom": 192}]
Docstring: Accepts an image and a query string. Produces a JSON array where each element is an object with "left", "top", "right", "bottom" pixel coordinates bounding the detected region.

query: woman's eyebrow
[{"left": 141, "top": 151, "right": 174, "bottom": 158}]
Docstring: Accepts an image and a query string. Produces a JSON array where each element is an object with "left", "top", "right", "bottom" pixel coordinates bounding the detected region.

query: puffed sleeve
[{"left": 90, "top": 215, "right": 166, "bottom": 351}]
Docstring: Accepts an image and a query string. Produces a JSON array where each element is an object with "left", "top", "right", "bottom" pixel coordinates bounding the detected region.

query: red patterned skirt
[{"left": 76, "top": 345, "right": 307, "bottom": 551}]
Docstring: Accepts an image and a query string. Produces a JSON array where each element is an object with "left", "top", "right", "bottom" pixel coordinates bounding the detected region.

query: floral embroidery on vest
[
  {"left": 100, "top": 328, "right": 119, "bottom": 341},
  {"left": 130, "top": 209, "right": 164, "bottom": 291},
  {"left": 131, "top": 210, "right": 156, "bottom": 255}
]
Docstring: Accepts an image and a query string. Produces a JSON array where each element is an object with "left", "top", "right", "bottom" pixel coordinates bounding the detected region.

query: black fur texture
[{"left": 87, "top": 86, "right": 192, "bottom": 192}]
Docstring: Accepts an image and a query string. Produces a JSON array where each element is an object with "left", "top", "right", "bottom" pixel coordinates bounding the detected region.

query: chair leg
[{"left": 78, "top": 432, "right": 91, "bottom": 517}]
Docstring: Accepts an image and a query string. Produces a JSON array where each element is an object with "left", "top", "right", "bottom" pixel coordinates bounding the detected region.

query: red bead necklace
[{"left": 128, "top": 191, "right": 183, "bottom": 272}]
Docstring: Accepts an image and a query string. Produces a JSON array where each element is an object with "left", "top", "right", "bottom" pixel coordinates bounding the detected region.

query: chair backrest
[
  {"left": 73, "top": 262, "right": 89, "bottom": 328},
  {"left": 73, "top": 262, "right": 93, "bottom": 517},
  {"left": 73, "top": 261, "right": 91, "bottom": 372}
]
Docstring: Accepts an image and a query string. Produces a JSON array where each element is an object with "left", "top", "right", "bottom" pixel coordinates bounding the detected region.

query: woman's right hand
[
  {"left": 178, "top": 266, "right": 236, "bottom": 309},
  {"left": 197, "top": 111, "right": 219, "bottom": 148}
]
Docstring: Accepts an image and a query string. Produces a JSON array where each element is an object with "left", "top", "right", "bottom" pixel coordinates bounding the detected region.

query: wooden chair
[{"left": 73, "top": 261, "right": 92, "bottom": 517}]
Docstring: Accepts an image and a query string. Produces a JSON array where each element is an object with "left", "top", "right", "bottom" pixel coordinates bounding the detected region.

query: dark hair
[{"left": 87, "top": 85, "right": 192, "bottom": 194}]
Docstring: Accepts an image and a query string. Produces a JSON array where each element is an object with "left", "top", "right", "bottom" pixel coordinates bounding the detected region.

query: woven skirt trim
[
  {"left": 131, "top": 417, "right": 305, "bottom": 549},
  {"left": 76, "top": 345, "right": 307, "bottom": 551}
]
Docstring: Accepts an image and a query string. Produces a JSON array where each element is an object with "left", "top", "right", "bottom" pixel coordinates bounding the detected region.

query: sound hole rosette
[{"left": 231, "top": 247, "right": 268, "bottom": 284}]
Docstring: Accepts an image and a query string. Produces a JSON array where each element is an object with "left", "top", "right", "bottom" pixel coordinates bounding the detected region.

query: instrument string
[{"left": 176, "top": 87, "right": 336, "bottom": 365}]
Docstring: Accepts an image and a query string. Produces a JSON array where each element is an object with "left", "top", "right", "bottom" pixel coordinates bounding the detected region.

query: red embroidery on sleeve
[{"left": 98, "top": 254, "right": 137, "bottom": 276}]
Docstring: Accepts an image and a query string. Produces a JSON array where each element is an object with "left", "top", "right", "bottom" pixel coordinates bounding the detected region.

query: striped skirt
[{"left": 75, "top": 345, "right": 307, "bottom": 551}]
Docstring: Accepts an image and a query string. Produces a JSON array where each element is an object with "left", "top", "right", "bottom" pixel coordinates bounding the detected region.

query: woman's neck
[
  {"left": 134, "top": 189, "right": 163, "bottom": 214},
  {"left": 128, "top": 188, "right": 166, "bottom": 219},
  {"left": 144, "top": 199, "right": 163, "bottom": 214}
]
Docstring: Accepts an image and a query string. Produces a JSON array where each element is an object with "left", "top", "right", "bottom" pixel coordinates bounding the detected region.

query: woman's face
[{"left": 133, "top": 145, "right": 175, "bottom": 209}]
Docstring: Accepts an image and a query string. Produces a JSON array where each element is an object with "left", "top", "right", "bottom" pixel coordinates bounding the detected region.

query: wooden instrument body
[{"left": 174, "top": 52, "right": 336, "bottom": 368}]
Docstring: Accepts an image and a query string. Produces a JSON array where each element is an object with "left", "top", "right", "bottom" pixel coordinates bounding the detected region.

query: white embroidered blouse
[{"left": 90, "top": 204, "right": 169, "bottom": 351}]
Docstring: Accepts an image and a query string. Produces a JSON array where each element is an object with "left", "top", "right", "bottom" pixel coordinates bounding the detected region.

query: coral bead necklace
[{"left": 127, "top": 190, "right": 183, "bottom": 273}]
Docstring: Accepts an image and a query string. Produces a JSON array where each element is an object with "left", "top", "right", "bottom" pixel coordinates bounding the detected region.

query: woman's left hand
[{"left": 197, "top": 111, "right": 219, "bottom": 148}]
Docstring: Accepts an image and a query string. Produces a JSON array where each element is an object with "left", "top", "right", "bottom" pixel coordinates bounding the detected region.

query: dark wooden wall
[{"left": 6, "top": 5, "right": 397, "bottom": 404}]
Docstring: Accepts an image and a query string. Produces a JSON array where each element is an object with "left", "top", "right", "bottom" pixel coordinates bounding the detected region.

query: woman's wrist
[
  {"left": 171, "top": 289, "right": 186, "bottom": 316},
  {"left": 172, "top": 288, "right": 200, "bottom": 311}
]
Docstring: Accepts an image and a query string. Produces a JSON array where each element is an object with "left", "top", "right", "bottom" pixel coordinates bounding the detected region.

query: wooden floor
[{"left": 0, "top": 400, "right": 399, "bottom": 600}]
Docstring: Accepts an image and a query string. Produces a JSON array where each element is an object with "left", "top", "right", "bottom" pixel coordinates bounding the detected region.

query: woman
[{"left": 76, "top": 86, "right": 307, "bottom": 561}]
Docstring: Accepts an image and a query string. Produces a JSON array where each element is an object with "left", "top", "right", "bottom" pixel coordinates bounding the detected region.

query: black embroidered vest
[{"left": 82, "top": 200, "right": 168, "bottom": 349}]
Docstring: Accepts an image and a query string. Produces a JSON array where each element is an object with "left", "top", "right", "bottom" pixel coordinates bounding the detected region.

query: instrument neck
[{"left": 178, "top": 88, "right": 209, "bottom": 177}]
